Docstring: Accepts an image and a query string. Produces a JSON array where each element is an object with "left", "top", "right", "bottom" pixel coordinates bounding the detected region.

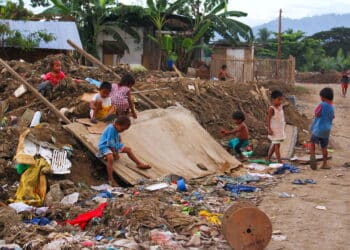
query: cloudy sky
[
  {"left": 120, "top": 0, "right": 350, "bottom": 26},
  {"left": 22, "top": 0, "right": 350, "bottom": 27}
]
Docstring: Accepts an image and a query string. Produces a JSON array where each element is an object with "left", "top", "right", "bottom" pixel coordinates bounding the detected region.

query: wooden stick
[
  {"left": 173, "top": 64, "right": 183, "bottom": 78},
  {"left": 131, "top": 87, "right": 169, "bottom": 94},
  {"left": 67, "top": 39, "right": 161, "bottom": 109},
  {"left": 0, "top": 58, "right": 71, "bottom": 124}
]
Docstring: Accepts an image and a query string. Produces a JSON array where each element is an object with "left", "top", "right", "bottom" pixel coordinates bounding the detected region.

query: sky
[{"left": 18, "top": 0, "right": 350, "bottom": 27}]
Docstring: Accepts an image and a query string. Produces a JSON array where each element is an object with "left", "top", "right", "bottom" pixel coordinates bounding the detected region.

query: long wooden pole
[
  {"left": 0, "top": 58, "right": 71, "bottom": 124},
  {"left": 67, "top": 40, "right": 161, "bottom": 109}
]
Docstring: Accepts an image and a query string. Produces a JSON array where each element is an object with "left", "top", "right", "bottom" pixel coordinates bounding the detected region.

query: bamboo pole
[
  {"left": 67, "top": 39, "right": 161, "bottom": 109},
  {"left": 0, "top": 58, "right": 71, "bottom": 124}
]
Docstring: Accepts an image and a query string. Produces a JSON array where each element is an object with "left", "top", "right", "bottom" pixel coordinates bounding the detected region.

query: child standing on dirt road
[
  {"left": 111, "top": 73, "right": 137, "bottom": 118},
  {"left": 98, "top": 116, "right": 151, "bottom": 186},
  {"left": 37, "top": 59, "right": 65, "bottom": 98},
  {"left": 267, "top": 90, "right": 286, "bottom": 163},
  {"left": 221, "top": 111, "right": 249, "bottom": 161},
  {"left": 310, "top": 87, "right": 335, "bottom": 170},
  {"left": 340, "top": 70, "right": 349, "bottom": 97},
  {"left": 90, "top": 81, "right": 116, "bottom": 123}
]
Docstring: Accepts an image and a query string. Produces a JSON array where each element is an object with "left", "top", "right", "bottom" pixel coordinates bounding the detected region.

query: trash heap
[{"left": 0, "top": 54, "right": 312, "bottom": 249}]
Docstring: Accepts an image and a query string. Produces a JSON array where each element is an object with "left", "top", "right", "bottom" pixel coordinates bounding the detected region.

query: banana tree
[{"left": 146, "top": 0, "right": 188, "bottom": 69}]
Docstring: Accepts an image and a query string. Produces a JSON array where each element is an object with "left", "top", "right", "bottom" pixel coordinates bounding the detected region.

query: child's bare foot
[
  {"left": 137, "top": 163, "right": 151, "bottom": 169},
  {"left": 321, "top": 164, "right": 331, "bottom": 169},
  {"left": 108, "top": 179, "right": 118, "bottom": 187}
]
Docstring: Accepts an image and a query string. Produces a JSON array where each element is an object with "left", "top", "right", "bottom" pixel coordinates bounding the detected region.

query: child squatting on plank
[
  {"left": 309, "top": 87, "right": 335, "bottom": 170},
  {"left": 267, "top": 90, "right": 286, "bottom": 163},
  {"left": 90, "top": 81, "right": 116, "bottom": 123},
  {"left": 98, "top": 116, "right": 151, "bottom": 186},
  {"left": 221, "top": 111, "right": 249, "bottom": 161}
]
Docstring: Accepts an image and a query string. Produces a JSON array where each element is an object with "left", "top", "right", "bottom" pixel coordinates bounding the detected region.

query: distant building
[
  {"left": 210, "top": 40, "right": 255, "bottom": 82},
  {"left": 0, "top": 19, "right": 82, "bottom": 62}
]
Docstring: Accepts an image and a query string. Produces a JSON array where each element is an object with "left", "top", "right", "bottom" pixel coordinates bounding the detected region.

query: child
[
  {"left": 267, "top": 90, "right": 286, "bottom": 163},
  {"left": 98, "top": 116, "right": 151, "bottom": 186},
  {"left": 218, "top": 64, "right": 229, "bottom": 81},
  {"left": 340, "top": 70, "right": 349, "bottom": 97},
  {"left": 310, "top": 87, "right": 335, "bottom": 170},
  {"left": 90, "top": 81, "right": 116, "bottom": 123},
  {"left": 110, "top": 73, "right": 137, "bottom": 119},
  {"left": 221, "top": 111, "right": 249, "bottom": 161},
  {"left": 37, "top": 60, "right": 65, "bottom": 98}
]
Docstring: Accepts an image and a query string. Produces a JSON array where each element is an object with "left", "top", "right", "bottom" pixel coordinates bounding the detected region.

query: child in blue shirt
[
  {"left": 98, "top": 116, "right": 150, "bottom": 186},
  {"left": 310, "top": 87, "right": 335, "bottom": 170}
]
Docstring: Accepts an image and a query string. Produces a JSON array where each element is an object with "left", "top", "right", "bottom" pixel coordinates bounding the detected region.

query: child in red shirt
[{"left": 37, "top": 60, "right": 65, "bottom": 98}]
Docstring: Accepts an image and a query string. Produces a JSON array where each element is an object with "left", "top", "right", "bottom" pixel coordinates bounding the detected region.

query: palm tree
[
  {"left": 40, "top": 0, "right": 142, "bottom": 58},
  {"left": 257, "top": 28, "right": 272, "bottom": 44}
]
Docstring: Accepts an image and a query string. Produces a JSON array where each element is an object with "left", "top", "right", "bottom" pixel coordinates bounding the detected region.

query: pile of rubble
[{"left": 0, "top": 54, "right": 311, "bottom": 249}]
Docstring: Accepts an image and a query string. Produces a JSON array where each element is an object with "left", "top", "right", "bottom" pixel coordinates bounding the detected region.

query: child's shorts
[
  {"left": 97, "top": 144, "right": 125, "bottom": 158},
  {"left": 341, "top": 83, "right": 348, "bottom": 89},
  {"left": 228, "top": 138, "right": 249, "bottom": 149},
  {"left": 270, "top": 139, "right": 284, "bottom": 144},
  {"left": 311, "top": 134, "right": 329, "bottom": 148}
]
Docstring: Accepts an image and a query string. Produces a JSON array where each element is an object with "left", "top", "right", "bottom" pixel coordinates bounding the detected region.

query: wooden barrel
[{"left": 222, "top": 202, "right": 272, "bottom": 250}]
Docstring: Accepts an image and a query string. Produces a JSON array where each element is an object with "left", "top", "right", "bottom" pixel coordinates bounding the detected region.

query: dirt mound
[{"left": 296, "top": 71, "right": 341, "bottom": 83}]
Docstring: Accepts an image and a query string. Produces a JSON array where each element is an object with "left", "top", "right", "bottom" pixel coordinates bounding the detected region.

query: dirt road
[{"left": 260, "top": 83, "right": 350, "bottom": 250}]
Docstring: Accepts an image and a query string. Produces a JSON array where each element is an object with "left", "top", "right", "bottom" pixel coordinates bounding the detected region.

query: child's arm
[
  {"left": 127, "top": 91, "right": 137, "bottom": 119},
  {"left": 267, "top": 107, "right": 274, "bottom": 135},
  {"left": 221, "top": 124, "right": 242, "bottom": 136}
]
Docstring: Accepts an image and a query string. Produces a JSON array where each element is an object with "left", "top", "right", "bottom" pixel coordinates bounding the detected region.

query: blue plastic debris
[
  {"left": 273, "top": 163, "right": 300, "bottom": 175},
  {"left": 96, "top": 190, "right": 113, "bottom": 198},
  {"left": 23, "top": 217, "right": 51, "bottom": 226},
  {"left": 223, "top": 184, "right": 257, "bottom": 195}
]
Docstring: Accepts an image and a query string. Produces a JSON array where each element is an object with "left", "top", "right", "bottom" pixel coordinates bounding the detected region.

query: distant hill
[{"left": 253, "top": 13, "right": 350, "bottom": 36}]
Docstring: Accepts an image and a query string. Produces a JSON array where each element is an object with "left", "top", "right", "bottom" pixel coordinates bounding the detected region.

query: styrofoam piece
[
  {"left": 23, "top": 139, "right": 39, "bottom": 156},
  {"left": 13, "top": 84, "right": 27, "bottom": 97},
  {"left": 145, "top": 183, "right": 169, "bottom": 191},
  {"left": 30, "top": 111, "right": 42, "bottom": 127},
  {"left": 51, "top": 150, "right": 71, "bottom": 174},
  {"left": 61, "top": 192, "right": 79, "bottom": 205}
]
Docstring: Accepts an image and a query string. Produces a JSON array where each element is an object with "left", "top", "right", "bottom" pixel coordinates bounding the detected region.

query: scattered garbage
[
  {"left": 224, "top": 183, "right": 257, "bottom": 195},
  {"left": 177, "top": 178, "right": 187, "bottom": 192},
  {"left": 272, "top": 234, "right": 288, "bottom": 241},
  {"left": 60, "top": 192, "right": 79, "bottom": 205},
  {"left": 279, "top": 192, "right": 295, "bottom": 198},
  {"left": 145, "top": 183, "right": 169, "bottom": 191},
  {"left": 292, "top": 179, "right": 317, "bottom": 185},
  {"left": 315, "top": 205, "right": 327, "bottom": 210},
  {"left": 30, "top": 111, "right": 42, "bottom": 127},
  {"left": 13, "top": 84, "right": 27, "bottom": 98},
  {"left": 274, "top": 163, "right": 300, "bottom": 174}
]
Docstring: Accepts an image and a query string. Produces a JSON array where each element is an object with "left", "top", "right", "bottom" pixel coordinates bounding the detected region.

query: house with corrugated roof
[{"left": 0, "top": 19, "right": 82, "bottom": 62}]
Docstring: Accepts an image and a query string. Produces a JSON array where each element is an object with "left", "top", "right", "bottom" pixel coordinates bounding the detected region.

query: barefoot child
[
  {"left": 218, "top": 64, "right": 229, "bottom": 81},
  {"left": 90, "top": 81, "right": 116, "bottom": 123},
  {"left": 221, "top": 111, "right": 249, "bottom": 161},
  {"left": 111, "top": 73, "right": 137, "bottom": 118},
  {"left": 37, "top": 60, "right": 65, "bottom": 98},
  {"left": 310, "top": 87, "right": 335, "bottom": 170},
  {"left": 98, "top": 116, "right": 151, "bottom": 186},
  {"left": 267, "top": 90, "right": 286, "bottom": 163}
]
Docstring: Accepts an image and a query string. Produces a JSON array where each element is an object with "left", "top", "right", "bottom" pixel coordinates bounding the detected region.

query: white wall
[
  {"left": 97, "top": 27, "right": 144, "bottom": 65},
  {"left": 226, "top": 48, "right": 245, "bottom": 59}
]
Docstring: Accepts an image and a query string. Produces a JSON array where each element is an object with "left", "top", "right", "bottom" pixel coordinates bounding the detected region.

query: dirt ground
[{"left": 260, "top": 83, "right": 350, "bottom": 250}]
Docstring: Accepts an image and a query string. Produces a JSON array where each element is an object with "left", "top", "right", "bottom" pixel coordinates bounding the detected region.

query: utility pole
[
  {"left": 276, "top": 9, "right": 282, "bottom": 79},
  {"left": 277, "top": 9, "right": 282, "bottom": 59}
]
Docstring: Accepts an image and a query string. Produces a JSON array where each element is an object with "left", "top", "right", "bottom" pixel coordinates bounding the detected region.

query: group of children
[
  {"left": 37, "top": 59, "right": 150, "bottom": 186},
  {"left": 222, "top": 87, "right": 335, "bottom": 170},
  {"left": 38, "top": 59, "right": 336, "bottom": 185}
]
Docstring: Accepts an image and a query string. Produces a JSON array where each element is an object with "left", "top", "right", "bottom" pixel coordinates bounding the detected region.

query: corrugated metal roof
[{"left": 0, "top": 19, "right": 82, "bottom": 50}]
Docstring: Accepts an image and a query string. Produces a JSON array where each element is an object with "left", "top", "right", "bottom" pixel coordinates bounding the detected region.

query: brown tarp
[{"left": 64, "top": 107, "right": 241, "bottom": 184}]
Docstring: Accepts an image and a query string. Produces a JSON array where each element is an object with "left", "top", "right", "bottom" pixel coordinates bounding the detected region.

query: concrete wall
[{"left": 97, "top": 27, "right": 144, "bottom": 65}]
